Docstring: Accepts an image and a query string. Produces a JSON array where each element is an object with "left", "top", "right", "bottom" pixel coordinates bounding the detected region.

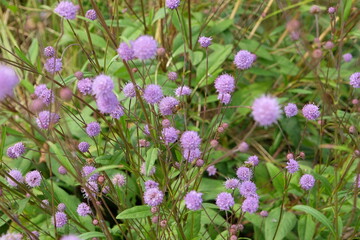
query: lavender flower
[
  {"left": 123, "top": 82, "right": 136, "bottom": 98},
  {"left": 6, "top": 169, "right": 24, "bottom": 187},
  {"left": 161, "top": 127, "right": 179, "bottom": 144},
  {"left": 159, "top": 97, "right": 179, "bottom": 116},
  {"left": 77, "top": 78, "right": 93, "bottom": 95},
  {"left": 78, "top": 142, "right": 90, "bottom": 152},
  {"left": 252, "top": 95, "right": 281, "bottom": 126},
  {"left": 52, "top": 211, "right": 68, "bottom": 228},
  {"left": 234, "top": 50, "right": 256, "bottom": 70},
  {"left": 57, "top": 203, "right": 66, "bottom": 212},
  {"left": 85, "top": 9, "right": 97, "bottom": 20},
  {"left": 0, "top": 233, "right": 23, "bottom": 240},
  {"left": 144, "top": 188, "right": 164, "bottom": 206},
  {"left": 96, "top": 92, "right": 119, "bottom": 114},
  {"left": 239, "top": 181, "right": 257, "bottom": 198},
  {"left": 82, "top": 165, "right": 99, "bottom": 182},
  {"left": 7, "top": 142, "right": 25, "bottom": 159},
  {"left": 34, "top": 84, "right": 54, "bottom": 106},
  {"left": 302, "top": 104, "right": 320, "bottom": 120},
  {"left": 260, "top": 210, "right": 268, "bottom": 217},
  {"left": 184, "top": 191, "right": 203, "bottom": 210},
  {"left": 110, "top": 105, "right": 125, "bottom": 119},
  {"left": 224, "top": 179, "right": 240, "bottom": 190},
  {"left": 324, "top": 41, "right": 334, "bottom": 49},
  {"left": 207, "top": 165, "right": 217, "bottom": 176},
  {"left": 43, "top": 46, "right": 55, "bottom": 58},
  {"left": 25, "top": 170, "right": 42, "bottom": 187},
  {"left": 112, "top": 174, "right": 126, "bottom": 187},
  {"left": 144, "top": 180, "right": 159, "bottom": 190},
  {"left": 117, "top": 42, "right": 134, "bottom": 61},
  {"left": 182, "top": 148, "right": 202, "bottom": 162},
  {"left": 54, "top": 1, "right": 79, "bottom": 20},
  {"left": 284, "top": 103, "right": 298, "bottom": 118},
  {"left": 285, "top": 159, "right": 299, "bottom": 174},
  {"left": 349, "top": 72, "right": 360, "bottom": 88},
  {"left": 161, "top": 119, "right": 171, "bottom": 128},
  {"left": 143, "top": 84, "right": 163, "bottom": 104},
  {"left": 236, "top": 167, "right": 253, "bottom": 181},
  {"left": 180, "top": 131, "right": 201, "bottom": 150},
  {"left": 77, "top": 203, "right": 91, "bottom": 216},
  {"left": 238, "top": 142, "right": 249, "bottom": 152},
  {"left": 92, "top": 74, "right": 114, "bottom": 96},
  {"left": 58, "top": 166, "right": 67, "bottom": 175},
  {"left": 198, "top": 36, "right": 212, "bottom": 48},
  {"left": 218, "top": 93, "right": 231, "bottom": 104},
  {"left": 86, "top": 122, "right": 101, "bottom": 137},
  {"left": 0, "top": 65, "right": 20, "bottom": 101},
  {"left": 214, "top": 74, "right": 235, "bottom": 94},
  {"left": 328, "top": 7, "right": 336, "bottom": 14},
  {"left": 245, "top": 155, "right": 259, "bottom": 166},
  {"left": 144, "top": 124, "right": 150, "bottom": 135},
  {"left": 44, "top": 57, "right": 62, "bottom": 73},
  {"left": 299, "top": 174, "right": 315, "bottom": 190},
  {"left": 81, "top": 181, "right": 98, "bottom": 199},
  {"left": 216, "top": 192, "right": 234, "bottom": 211},
  {"left": 342, "top": 53, "right": 353, "bottom": 62},
  {"left": 132, "top": 35, "right": 157, "bottom": 60},
  {"left": 175, "top": 86, "right": 192, "bottom": 97},
  {"left": 166, "top": 0, "right": 180, "bottom": 9},
  {"left": 167, "top": 72, "right": 178, "bottom": 81},
  {"left": 242, "top": 196, "right": 259, "bottom": 214}
]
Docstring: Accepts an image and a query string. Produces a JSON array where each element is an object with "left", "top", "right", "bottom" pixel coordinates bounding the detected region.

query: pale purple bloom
[
  {"left": 324, "top": 41, "right": 334, "bottom": 49},
  {"left": 234, "top": 50, "right": 256, "bottom": 70},
  {"left": 214, "top": 74, "right": 235, "bottom": 94},
  {"left": 82, "top": 165, "right": 99, "bottom": 182},
  {"left": 7, "top": 142, "right": 25, "bottom": 159},
  {"left": 123, "top": 82, "right": 136, "bottom": 98},
  {"left": 140, "top": 162, "right": 156, "bottom": 176},
  {"left": 96, "top": 92, "right": 119, "bottom": 114},
  {"left": 161, "top": 127, "right": 179, "bottom": 144},
  {"left": 284, "top": 103, "right": 298, "bottom": 117},
  {"left": 175, "top": 86, "right": 191, "bottom": 96},
  {"left": 225, "top": 179, "right": 240, "bottom": 190},
  {"left": 77, "top": 203, "right": 91, "bottom": 216},
  {"left": 52, "top": 211, "right": 68, "bottom": 228},
  {"left": 144, "top": 124, "right": 150, "bottom": 135},
  {"left": 245, "top": 155, "right": 259, "bottom": 166},
  {"left": 86, "top": 122, "right": 101, "bottom": 137},
  {"left": 34, "top": 84, "right": 54, "bottom": 106},
  {"left": 310, "top": 5, "right": 321, "bottom": 14},
  {"left": 180, "top": 131, "right": 201, "bottom": 150},
  {"left": 236, "top": 167, "right": 253, "bottom": 181},
  {"left": 349, "top": 72, "right": 360, "bottom": 88},
  {"left": 54, "top": 1, "right": 79, "bottom": 20},
  {"left": 92, "top": 74, "right": 114, "bottom": 96},
  {"left": 57, "top": 203, "right": 66, "bottom": 212},
  {"left": 25, "top": 170, "right": 42, "bottom": 187},
  {"left": 77, "top": 78, "right": 93, "bottom": 95},
  {"left": 6, "top": 169, "right": 24, "bottom": 187},
  {"left": 183, "top": 148, "right": 202, "bottom": 162},
  {"left": 218, "top": 93, "right": 231, "bottom": 104},
  {"left": 328, "top": 7, "right": 336, "bottom": 14},
  {"left": 166, "top": 0, "right": 180, "bottom": 9},
  {"left": 117, "top": 42, "right": 134, "bottom": 61},
  {"left": 0, "top": 233, "right": 23, "bottom": 240},
  {"left": 159, "top": 97, "right": 179, "bottom": 116},
  {"left": 110, "top": 105, "right": 125, "bottom": 119},
  {"left": 143, "top": 84, "right": 163, "bottom": 104},
  {"left": 112, "top": 174, "right": 126, "bottom": 187},
  {"left": 260, "top": 210, "right": 268, "bottom": 217},
  {"left": 252, "top": 95, "right": 281, "bottom": 126},
  {"left": 85, "top": 9, "right": 97, "bottom": 20},
  {"left": 44, "top": 57, "right": 62, "bottom": 73},
  {"left": 239, "top": 181, "right": 257, "bottom": 197},
  {"left": 168, "top": 72, "right": 178, "bottom": 81},
  {"left": 61, "top": 235, "right": 81, "bottom": 240},
  {"left": 242, "top": 196, "right": 259, "bottom": 214},
  {"left": 161, "top": 119, "right": 171, "bottom": 128},
  {"left": 342, "top": 53, "right": 353, "bottom": 62},
  {"left": 300, "top": 174, "right": 315, "bottom": 190},
  {"left": 144, "top": 188, "right": 164, "bottom": 206},
  {"left": 132, "top": 35, "right": 157, "bottom": 60},
  {"left": 238, "top": 142, "right": 249, "bottom": 152},
  {"left": 207, "top": 165, "right": 217, "bottom": 176},
  {"left": 198, "top": 36, "right": 212, "bottom": 48},
  {"left": 144, "top": 180, "right": 159, "bottom": 190},
  {"left": 43, "top": 46, "right": 55, "bottom": 58},
  {"left": 184, "top": 191, "right": 203, "bottom": 210},
  {"left": 0, "top": 65, "right": 19, "bottom": 101},
  {"left": 216, "top": 192, "right": 234, "bottom": 211},
  {"left": 58, "top": 166, "right": 67, "bottom": 175},
  {"left": 196, "top": 159, "right": 204, "bottom": 167},
  {"left": 81, "top": 181, "right": 98, "bottom": 199},
  {"left": 285, "top": 159, "right": 299, "bottom": 174},
  {"left": 302, "top": 104, "right": 320, "bottom": 120},
  {"left": 78, "top": 142, "right": 90, "bottom": 152}
]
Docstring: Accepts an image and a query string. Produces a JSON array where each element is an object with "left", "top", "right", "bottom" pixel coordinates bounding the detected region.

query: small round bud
[
  {"left": 96, "top": 201, "right": 101, "bottom": 205},
  {"left": 151, "top": 207, "right": 159, "bottom": 213},
  {"left": 160, "top": 220, "right": 167, "bottom": 228},
  {"left": 97, "top": 175, "right": 105, "bottom": 184},
  {"left": 57, "top": 203, "right": 66, "bottom": 212},
  {"left": 286, "top": 153, "right": 294, "bottom": 160},
  {"left": 352, "top": 99, "right": 359, "bottom": 105},
  {"left": 221, "top": 123, "right": 229, "bottom": 129},
  {"left": 217, "top": 127, "right": 225, "bottom": 133},
  {"left": 354, "top": 150, "right": 360, "bottom": 157},
  {"left": 138, "top": 139, "right": 150, "bottom": 148},
  {"left": 92, "top": 219, "right": 99, "bottom": 225},
  {"left": 238, "top": 142, "right": 249, "bottom": 153},
  {"left": 58, "top": 166, "right": 67, "bottom": 175},
  {"left": 237, "top": 224, "right": 244, "bottom": 231},
  {"left": 74, "top": 71, "right": 83, "bottom": 80},
  {"left": 210, "top": 139, "right": 218, "bottom": 148},
  {"left": 260, "top": 210, "right": 268, "bottom": 217},
  {"left": 328, "top": 7, "right": 336, "bottom": 14},
  {"left": 161, "top": 119, "right": 171, "bottom": 128},
  {"left": 174, "top": 162, "right": 181, "bottom": 169},
  {"left": 157, "top": 47, "right": 166, "bottom": 56},
  {"left": 132, "top": 68, "right": 138, "bottom": 73},
  {"left": 59, "top": 87, "right": 73, "bottom": 101},
  {"left": 312, "top": 49, "right": 322, "bottom": 59},
  {"left": 230, "top": 236, "right": 237, "bottom": 240},
  {"left": 286, "top": 19, "right": 300, "bottom": 32},
  {"left": 324, "top": 41, "right": 334, "bottom": 50},
  {"left": 26, "top": 192, "right": 31, "bottom": 198},
  {"left": 314, "top": 38, "right": 321, "bottom": 48},
  {"left": 310, "top": 5, "right": 321, "bottom": 14},
  {"left": 43, "top": 46, "right": 55, "bottom": 58},
  {"left": 195, "top": 159, "right": 204, "bottom": 167},
  {"left": 151, "top": 216, "right": 158, "bottom": 223},
  {"left": 299, "top": 152, "right": 305, "bottom": 159},
  {"left": 349, "top": 126, "right": 356, "bottom": 134},
  {"left": 167, "top": 72, "right": 178, "bottom": 81}
]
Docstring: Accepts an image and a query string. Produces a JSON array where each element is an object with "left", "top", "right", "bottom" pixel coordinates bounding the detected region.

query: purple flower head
[
  {"left": 159, "top": 97, "right": 179, "bottom": 116},
  {"left": 44, "top": 57, "right": 62, "bottom": 73},
  {"left": 43, "top": 46, "right": 55, "bottom": 58},
  {"left": 168, "top": 72, "right": 178, "bottom": 81},
  {"left": 196, "top": 159, "right": 204, "bottom": 167},
  {"left": 110, "top": 105, "right": 125, "bottom": 119},
  {"left": 96, "top": 92, "right": 119, "bottom": 114},
  {"left": 238, "top": 142, "right": 249, "bottom": 152},
  {"left": 184, "top": 191, "right": 203, "bottom": 210},
  {"left": 25, "top": 170, "right": 42, "bottom": 187},
  {"left": 236, "top": 167, "right": 253, "bottom": 181},
  {"left": 180, "top": 131, "right": 201, "bottom": 150},
  {"left": 85, "top": 9, "right": 97, "bottom": 20},
  {"left": 284, "top": 103, "right": 298, "bottom": 118},
  {"left": 239, "top": 181, "right": 257, "bottom": 197},
  {"left": 198, "top": 36, "right": 212, "bottom": 48},
  {"left": 161, "top": 119, "right": 171, "bottom": 128},
  {"left": 224, "top": 178, "right": 240, "bottom": 190},
  {"left": 242, "top": 196, "right": 259, "bottom": 214},
  {"left": 300, "top": 174, "right": 315, "bottom": 190},
  {"left": 78, "top": 142, "right": 90, "bottom": 152},
  {"left": 143, "top": 124, "right": 150, "bottom": 135},
  {"left": 57, "top": 203, "right": 66, "bottom": 212},
  {"left": 234, "top": 50, "right": 256, "bottom": 70},
  {"left": 252, "top": 95, "right": 281, "bottom": 126},
  {"left": 143, "top": 84, "right": 163, "bottom": 104},
  {"left": 144, "top": 180, "right": 159, "bottom": 190},
  {"left": 92, "top": 74, "right": 114, "bottom": 96},
  {"left": 260, "top": 210, "right": 269, "bottom": 217},
  {"left": 161, "top": 127, "right": 179, "bottom": 145},
  {"left": 112, "top": 174, "right": 126, "bottom": 187},
  {"left": 285, "top": 159, "right": 299, "bottom": 174},
  {"left": 349, "top": 72, "right": 360, "bottom": 88},
  {"left": 54, "top": 1, "right": 79, "bottom": 20},
  {"left": 324, "top": 41, "right": 334, "bottom": 49},
  {"left": 77, "top": 202, "right": 91, "bottom": 216},
  {"left": 86, "top": 122, "right": 101, "bottom": 137},
  {"left": 61, "top": 235, "right": 81, "bottom": 240},
  {"left": 342, "top": 53, "right": 353, "bottom": 62},
  {"left": 117, "top": 42, "right": 134, "bottom": 61},
  {"left": 0, "top": 233, "right": 23, "bottom": 240},
  {"left": 58, "top": 166, "right": 67, "bottom": 175},
  {"left": 182, "top": 148, "right": 202, "bottom": 162},
  {"left": 207, "top": 165, "right": 217, "bottom": 176},
  {"left": 215, "top": 74, "right": 235, "bottom": 94},
  {"left": 6, "top": 169, "right": 24, "bottom": 187},
  {"left": 82, "top": 165, "right": 99, "bottom": 182},
  {"left": 52, "top": 211, "right": 68, "bottom": 228},
  {"left": 302, "top": 104, "right": 320, "bottom": 120},
  {"left": 218, "top": 93, "right": 232, "bottom": 105},
  {"left": 166, "top": 0, "right": 180, "bottom": 9},
  {"left": 123, "top": 82, "right": 136, "bottom": 98},
  {"left": 81, "top": 181, "right": 98, "bottom": 199},
  {"left": 7, "top": 142, "right": 25, "bottom": 159},
  {"left": 0, "top": 65, "right": 20, "bottom": 101},
  {"left": 175, "top": 86, "right": 192, "bottom": 97},
  {"left": 140, "top": 162, "right": 156, "bottom": 176},
  {"left": 77, "top": 78, "right": 93, "bottom": 95},
  {"left": 144, "top": 188, "right": 164, "bottom": 206},
  {"left": 328, "top": 7, "right": 336, "bottom": 14},
  {"left": 133, "top": 35, "right": 157, "bottom": 60},
  {"left": 310, "top": 5, "right": 321, "bottom": 14},
  {"left": 216, "top": 192, "right": 234, "bottom": 211},
  {"left": 34, "top": 85, "right": 54, "bottom": 106},
  {"left": 245, "top": 155, "right": 258, "bottom": 166}
]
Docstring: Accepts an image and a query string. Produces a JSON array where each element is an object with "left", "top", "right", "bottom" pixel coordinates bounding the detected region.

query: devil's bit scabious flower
[
  {"left": 57, "top": 203, "right": 66, "bottom": 212},
  {"left": 96, "top": 92, "right": 119, "bottom": 114},
  {"left": 52, "top": 211, "right": 68, "bottom": 228},
  {"left": 112, "top": 174, "right": 126, "bottom": 187},
  {"left": 245, "top": 155, "right": 259, "bottom": 166},
  {"left": 61, "top": 235, "right": 81, "bottom": 240},
  {"left": 143, "top": 84, "right": 163, "bottom": 104},
  {"left": 167, "top": 72, "right": 178, "bottom": 81},
  {"left": 343, "top": 53, "right": 353, "bottom": 62},
  {"left": 92, "top": 74, "right": 114, "bottom": 96},
  {"left": 44, "top": 57, "right": 62, "bottom": 73},
  {"left": 302, "top": 104, "right": 320, "bottom": 120},
  {"left": 324, "top": 41, "right": 334, "bottom": 49},
  {"left": 110, "top": 105, "right": 125, "bottom": 119},
  {"left": 78, "top": 142, "right": 90, "bottom": 152},
  {"left": 144, "top": 188, "right": 164, "bottom": 206},
  {"left": 0, "top": 65, "right": 19, "bottom": 101},
  {"left": 236, "top": 167, "right": 253, "bottom": 181},
  {"left": 215, "top": 74, "right": 235, "bottom": 94},
  {"left": 239, "top": 181, "right": 257, "bottom": 197},
  {"left": 252, "top": 95, "right": 281, "bottom": 126},
  {"left": 216, "top": 192, "right": 234, "bottom": 211},
  {"left": 260, "top": 210, "right": 269, "bottom": 217},
  {"left": 77, "top": 203, "right": 91, "bottom": 216},
  {"left": 175, "top": 86, "right": 191, "bottom": 97},
  {"left": 117, "top": 42, "right": 134, "bottom": 61},
  {"left": 6, "top": 169, "right": 23, "bottom": 187},
  {"left": 242, "top": 196, "right": 259, "bottom": 214},
  {"left": 286, "top": 159, "right": 299, "bottom": 174},
  {"left": 82, "top": 181, "right": 98, "bottom": 199},
  {"left": 34, "top": 84, "right": 54, "bottom": 106},
  {"left": 234, "top": 50, "right": 256, "bottom": 70},
  {"left": 238, "top": 142, "right": 249, "bottom": 152},
  {"left": 25, "top": 170, "right": 42, "bottom": 187},
  {"left": 218, "top": 93, "right": 232, "bottom": 105},
  {"left": 132, "top": 35, "right": 157, "bottom": 60},
  {"left": 82, "top": 165, "right": 99, "bottom": 182},
  {"left": 198, "top": 36, "right": 212, "bottom": 48},
  {"left": 166, "top": 0, "right": 180, "bottom": 9},
  {"left": 161, "top": 119, "right": 171, "bottom": 128},
  {"left": 85, "top": 9, "right": 97, "bottom": 20},
  {"left": 7, "top": 142, "right": 25, "bottom": 159},
  {"left": 180, "top": 131, "right": 201, "bottom": 150},
  {"left": 328, "top": 7, "right": 336, "bottom": 14},
  {"left": 0, "top": 233, "right": 23, "bottom": 240},
  {"left": 225, "top": 179, "right": 240, "bottom": 190},
  {"left": 349, "top": 72, "right": 360, "bottom": 88},
  {"left": 123, "top": 82, "right": 136, "bottom": 98},
  {"left": 144, "top": 180, "right": 159, "bottom": 190},
  {"left": 184, "top": 191, "right": 203, "bottom": 210},
  {"left": 58, "top": 166, "right": 67, "bottom": 175},
  {"left": 44, "top": 46, "right": 55, "bottom": 58},
  {"left": 161, "top": 127, "right": 179, "bottom": 144},
  {"left": 54, "top": 1, "right": 79, "bottom": 20},
  {"left": 36, "top": 111, "right": 60, "bottom": 129},
  {"left": 207, "top": 165, "right": 217, "bottom": 176},
  {"left": 159, "top": 97, "right": 179, "bottom": 116},
  {"left": 182, "top": 148, "right": 202, "bottom": 162},
  {"left": 300, "top": 174, "right": 315, "bottom": 190},
  {"left": 284, "top": 103, "right": 298, "bottom": 118},
  {"left": 77, "top": 78, "right": 93, "bottom": 95},
  {"left": 86, "top": 122, "right": 100, "bottom": 137}
]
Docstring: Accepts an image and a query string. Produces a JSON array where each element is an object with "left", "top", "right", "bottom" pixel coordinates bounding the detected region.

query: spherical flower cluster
[
  {"left": 324, "top": 41, "right": 334, "bottom": 50},
  {"left": 184, "top": 191, "right": 203, "bottom": 210},
  {"left": 117, "top": 42, "right": 134, "bottom": 61},
  {"left": 52, "top": 211, "right": 68, "bottom": 228},
  {"left": 236, "top": 167, "right": 253, "bottom": 181},
  {"left": 43, "top": 46, "right": 55, "bottom": 58},
  {"left": 328, "top": 7, "right": 336, "bottom": 14},
  {"left": 144, "top": 188, "right": 164, "bottom": 206},
  {"left": 224, "top": 179, "right": 240, "bottom": 190},
  {"left": 242, "top": 196, "right": 259, "bottom": 214},
  {"left": 110, "top": 105, "right": 125, "bottom": 119},
  {"left": 216, "top": 192, "right": 234, "bottom": 211},
  {"left": 215, "top": 74, "right": 235, "bottom": 94},
  {"left": 78, "top": 142, "right": 90, "bottom": 152},
  {"left": 77, "top": 78, "right": 93, "bottom": 95},
  {"left": 300, "top": 174, "right": 315, "bottom": 190},
  {"left": 132, "top": 35, "right": 157, "bottom": 60},
  {"left": 36, "top": 111, "right": 60, "bottom": 129},
  {"left": 238, "top": 142, "right": 249, "bottom": 152},
  {"left": 342, "top": 53, "right": 353, "bottom": 62},
  {"left": 182, "top": 148, "right": 202, "bottom": 162},
  {"left": 309, "top": 5, "right": 321, "bottom": 14},
  {"left": 123, "top": 82, "right": 136, "bottom": 98},
  {"left": 167, "top": 72, "right": 178, "bottom": 81},
  {"left": 198, "top": 36, "right": 212, "bottom": 48},
  {"left": 0, "top": 65, "right": 20, "bottom": 101},
  {"left": 245, "top": 155, "right": 259, "bottom": 166},
  {"left": 112, "top": 174, "right": 126, "bottom": 187},
  {"left": 7, "top": 142, "right": 25, "bottom": 159},
  {"left": 34, "top": 84, "right": 54, "bottom": 106},
  {"left": 82, "top": 181, "right": 99, "bottom": 199},
  {"left": 239, "top": 181, "right": 257, "bottom": 197},
  {"left": 252, "top": 95, "right": 281, "bottom": 126},
  {"left": 207, "top": 165, "right": 217, "bottom": 176},
  {"left": 82, "top": 165, "right": 99, "bottom": 182},
  {"left": 161, "top": 127, "right": 179, "bottom": 144},
  {"left": 61, "top": 235, "right": 81, "bottom": 240},
  {"left": 175, "top": 86, "right": 192, "bottom": 97},
  {"left": 144, "top": 180, "right": 159, "bottom": 190},
  {"left": 85, "top": 9, "right": 97, "bottom": 20},
  {"left": 54, "top": 1, "right": 79, "bottom": 20},
  {"left": 162, "top": 119, "right": 171, "bottom": 128},
  {"left": 218, "top": 93, "right": 232, "bottom": 105},
  {"left": 58, "top": 166, "right": 67, "bottom": 175},
  {"left": 6, "top": 169, "right": 24, "bottom": 187},
  {"left": 57, "top": 203, "right": 66, "bottom": 212},
  {"left": 180, "top": 131, "right": 201, "bottom": 150},
  {"left": 166, "top": 0, "right": 180, "bottom": 9},
  {"left": 349, "top": 72, "right": 360, "bottom": 88},
  {"left": 96, "top": 92, "right": 119, "bottom": 114},
  {"left": 234, "top": 50, "right": 256, "bottom": 70},
  {"left": 44, "top": 57, "right": 62, "bottom": 73},
  {"left": 285, "top": 159, "right": 299, "bottom": 174},
  {"left": 159, "top": 97, "right": 179, "bottom": 116},
  {"left": 302, "top": 104, "right": 320, "bottom": 120},
  {"left": 25, "top": 170, "right": 42, "bottom": 187},
  {"left": 86, "top": 122, "right": 101, "bottom": 137},
  {"left": 77, "top": 203, "right": 91, "bottom": 216},
  {"left": 143, "top": 84, "right": 163, "bottom": 104},
  {"left": 92, "top": 74, "right": 114, "bottom": 96},
  {"left": 284, "top": 103, "right": 298, "bottom": 118}
]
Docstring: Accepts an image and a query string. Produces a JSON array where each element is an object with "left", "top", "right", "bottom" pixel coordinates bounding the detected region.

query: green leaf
[
  {"left": 145, "top": 148, "right": 158, "bottom": 176},
  {"left": 0, "top": 126, "right": 6, "bottom": 161},
  {"left": 265, "top": 163, "right": 284, "bottom": 193},
  {"left": 265, "top": 207, "right": 297, "bottom": 240},
  {"left": 298, "top": 215, "right": 315, "bottom": 240},
  {"left": 152, "top": 8, "right": 165, "bottom": 24},
  {"left": 116, "top": 205, "right": 152, "bottom": 219},
  {"left": 184, "top": 211, "right": 201, "bottom": 239},
  {"left": 292, "top": 205, "right": 335, "bottom": 236},
  {"left": 28, "top": 39, "right": 39, "bottom": 64},
  {"left": 78, "top": 232, "right": 106, "bottom": 239}
]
